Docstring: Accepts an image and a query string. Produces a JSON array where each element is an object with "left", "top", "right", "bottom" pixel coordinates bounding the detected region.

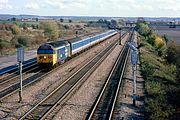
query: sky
[{"left": 0, "top": 0, "right": 180, "bottom": 17}]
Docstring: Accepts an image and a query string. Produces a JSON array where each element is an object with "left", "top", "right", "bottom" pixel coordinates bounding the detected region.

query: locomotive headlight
[{"left": 44, "top": 56, "right": 46, "bottom": 59}]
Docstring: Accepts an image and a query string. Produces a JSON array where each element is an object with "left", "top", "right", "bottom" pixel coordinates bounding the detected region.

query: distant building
[
  {"left": 21, "top": 18, "right": 35, "bottom": 22},
  {"left": 38, "top": 18, "right": 55, "bottom": 22},
  {"left": 21, "top": 18, "right": 38, "bottom": 22}
]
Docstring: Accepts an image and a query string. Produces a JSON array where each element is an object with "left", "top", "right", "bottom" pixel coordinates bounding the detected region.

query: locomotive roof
[
  {"left": 47, "top": 40, "right": 69, "bottom": 48},
  {"left": 67, "top": 31, "right": 103, "bottom": 43},
  {"left": 39, "top": 30, "right": 108, "bottom": 49}
]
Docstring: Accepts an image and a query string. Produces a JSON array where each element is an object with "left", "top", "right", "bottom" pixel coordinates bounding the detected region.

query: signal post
[{"left": 17, "top": 47, "right": 24, "bottom": 103}]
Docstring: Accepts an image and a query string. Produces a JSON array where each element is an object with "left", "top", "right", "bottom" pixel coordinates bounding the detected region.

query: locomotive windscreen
[{"left": 37, "top": 49, "right": 54, "bottom": 54}]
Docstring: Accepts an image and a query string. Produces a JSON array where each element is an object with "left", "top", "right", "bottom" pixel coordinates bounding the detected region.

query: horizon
[{"left": 1, "top": 14, "right": 180, "bottom": 18}]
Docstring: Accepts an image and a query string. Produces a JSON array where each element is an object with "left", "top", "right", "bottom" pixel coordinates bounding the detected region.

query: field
[{"left": 151, "top": 25, "right": 180, "bottom": 44}]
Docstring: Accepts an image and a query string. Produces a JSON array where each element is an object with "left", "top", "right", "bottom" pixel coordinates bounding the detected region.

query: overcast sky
[{"left": 0, "top": 0, "right": 180, "bottom": 17}]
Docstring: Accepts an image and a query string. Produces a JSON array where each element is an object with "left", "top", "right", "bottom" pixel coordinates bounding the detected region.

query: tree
[
  {"left": 11, "top": 24, "right": 21, "bottom": 35},
  {"left": 40, "top": 21, "right": 59, "bottom": 39},
  {"left": 147, "top": 30, "right": 156, "bottom": 46},
  {"left": 110, "top": 19, "right": 117, "bottom": 26},
  {"left": 31, "top": 24, "right": 39, "bottom": 29},
  {"left": 155, "top": 36, "right": 165, "bottom": 49},
  {"left": 17, "top": 36, "right": 30, "bottom": 47},
  {"left": 166, "top": 42, "right": 180, "bottom": 65},
  {"left": 64, "top": 25, "right": 70, "bottom": 29},
  {"left": 69, "top": 19, "right": 72, "bottom": 23},
  {"left": 0, "top": 39, "right": 11, "bottom": 50},
  {"left": 60, "top": 18, "right": 64, "bottom": 23},
  {"left": 36, "top": 18, "right": 39, "bottom": 22},
  {"left": 162, "top": 35, "right": 169, "bottom": 44},
  {"left": 136, "top": 22, "right": 150, "bottom": 36},
  {"left": 22, "top": 23, "right": 28, "bottom": 30},
  {"left": 98, "top": 19, "right": 104, "bottom": 23},
  {"left": 11, "top": 17, "right": 16, "bottom": 21}
]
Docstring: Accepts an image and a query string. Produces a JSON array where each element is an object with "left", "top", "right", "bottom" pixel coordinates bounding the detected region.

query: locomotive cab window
[
  {"left": 46, "top": 50, "right": 54, "bottom": 54},
  {"left": 37, "top": 49, "right": 45, "bottom": 54}
]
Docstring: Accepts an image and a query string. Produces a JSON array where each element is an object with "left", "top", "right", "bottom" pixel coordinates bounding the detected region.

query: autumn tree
[
  {"left": 11, "top": 24, "right": 21, "bottom": 35},
  {"left": 40, "top": 21, "right": 59, "bottom": 39},
  {"left": 155, "top": 36, "right": 165, "bottom": 49}
]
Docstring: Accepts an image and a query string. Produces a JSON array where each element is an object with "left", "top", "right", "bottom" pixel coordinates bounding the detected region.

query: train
[{"left": 37, "top": 30, "right": 117, "bottom": 68}]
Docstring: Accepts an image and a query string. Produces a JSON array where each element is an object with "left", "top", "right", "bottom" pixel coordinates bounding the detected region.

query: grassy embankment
[{"left": 136, "top": 22, "right": 180, "bottom": 120}]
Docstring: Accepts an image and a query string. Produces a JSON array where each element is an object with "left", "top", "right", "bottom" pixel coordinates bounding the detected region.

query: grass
[{"left": 140, "top": 39, "right": 179, "bottom": 120}]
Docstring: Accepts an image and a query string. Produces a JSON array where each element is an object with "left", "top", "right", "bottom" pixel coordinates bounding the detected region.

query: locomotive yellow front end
[{"left": 37, "top": 44, "right": 57, "bottom": 68}]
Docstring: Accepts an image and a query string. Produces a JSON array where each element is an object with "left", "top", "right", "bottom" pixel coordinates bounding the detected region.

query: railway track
[
  {"left": 0, "top": 31, "right": 127, "bottom": 101},
  {"left": 0, "top": 69, "right": 43, "bottom": 100},
  {"left": 0, "top": 62, "right": 42, "bottom": 100},
  {"left": 19, "top": 31, "right": 130, "bottom": 120},
  {"left": 0, "top": 62, "right": 38, "bottom": 84},
  {"left": 0, "top": 58, "right": 37, "bottom": 76},
  {"left": 85, "top": 31, "right": 133, "bottom": 120}
]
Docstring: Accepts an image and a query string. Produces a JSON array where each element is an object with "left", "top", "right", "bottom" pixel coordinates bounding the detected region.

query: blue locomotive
[{"left": 37, "top": 30, "right": 117, "bottom": 68}]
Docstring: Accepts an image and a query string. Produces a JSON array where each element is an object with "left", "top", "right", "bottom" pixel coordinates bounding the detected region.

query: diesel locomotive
[{"left": 37, "top": 30, "right": 117, "bottom": 68}]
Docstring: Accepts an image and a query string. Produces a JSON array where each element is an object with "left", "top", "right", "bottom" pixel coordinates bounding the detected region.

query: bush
[
  {"left": 138, "top": 20, "right": 179, "bottom": 120},
  {"left": 147, "top": 30, "right": 156, "bottom": 46},
  {"left": 136, "top": 22, "right": 150, "bottom": 36},
  {"left": 31, "top": 24, "right": 39, "bottom": 29},
  {"left": 169, "top": 64, "right": 177, "bottom": 74},
  {"left": 17, "top": 36, "right": 31, "bottom": 47},
  {"left": 145, "top": 95, "right": 174, "bottom": 120},
  {"left": 166, "top": 42, "right": 180, "bottom": 79},
  {"left": 11, "top": 24, "right": 21, "bottom": 35},
  {"left": 166, "top": 42, "right": 180, "bottom": 65},
  {"left": 141, "top": 61, "right": 155, "bottom": 78},
  {"left": 64, "top": 25, "right": 70, "bottom": 29},
  {"left": 146, "top": 80, "right": 164, "bottom": 95},
  {"left": 0, "top": 39, "right": 11, "bottom": 50},
  {"left": 155, "top": 36, "right": 165, "bottom": 49},
  {"left": 162, "top": 35, "right": 169, "bottom": 44},
  {"left": 40, "top": 21, "right": 59, "bottom": 39}
]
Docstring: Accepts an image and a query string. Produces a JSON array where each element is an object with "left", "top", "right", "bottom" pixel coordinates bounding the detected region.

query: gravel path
[
  {"left": 0, "top": 33, "right": 121, "bottom": 119},
  {"left": 47, "top": 34, "right": 129, "bottom": 120},
  {"left": 113, "top": 32, "right": 145, "bottom": 120}
]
